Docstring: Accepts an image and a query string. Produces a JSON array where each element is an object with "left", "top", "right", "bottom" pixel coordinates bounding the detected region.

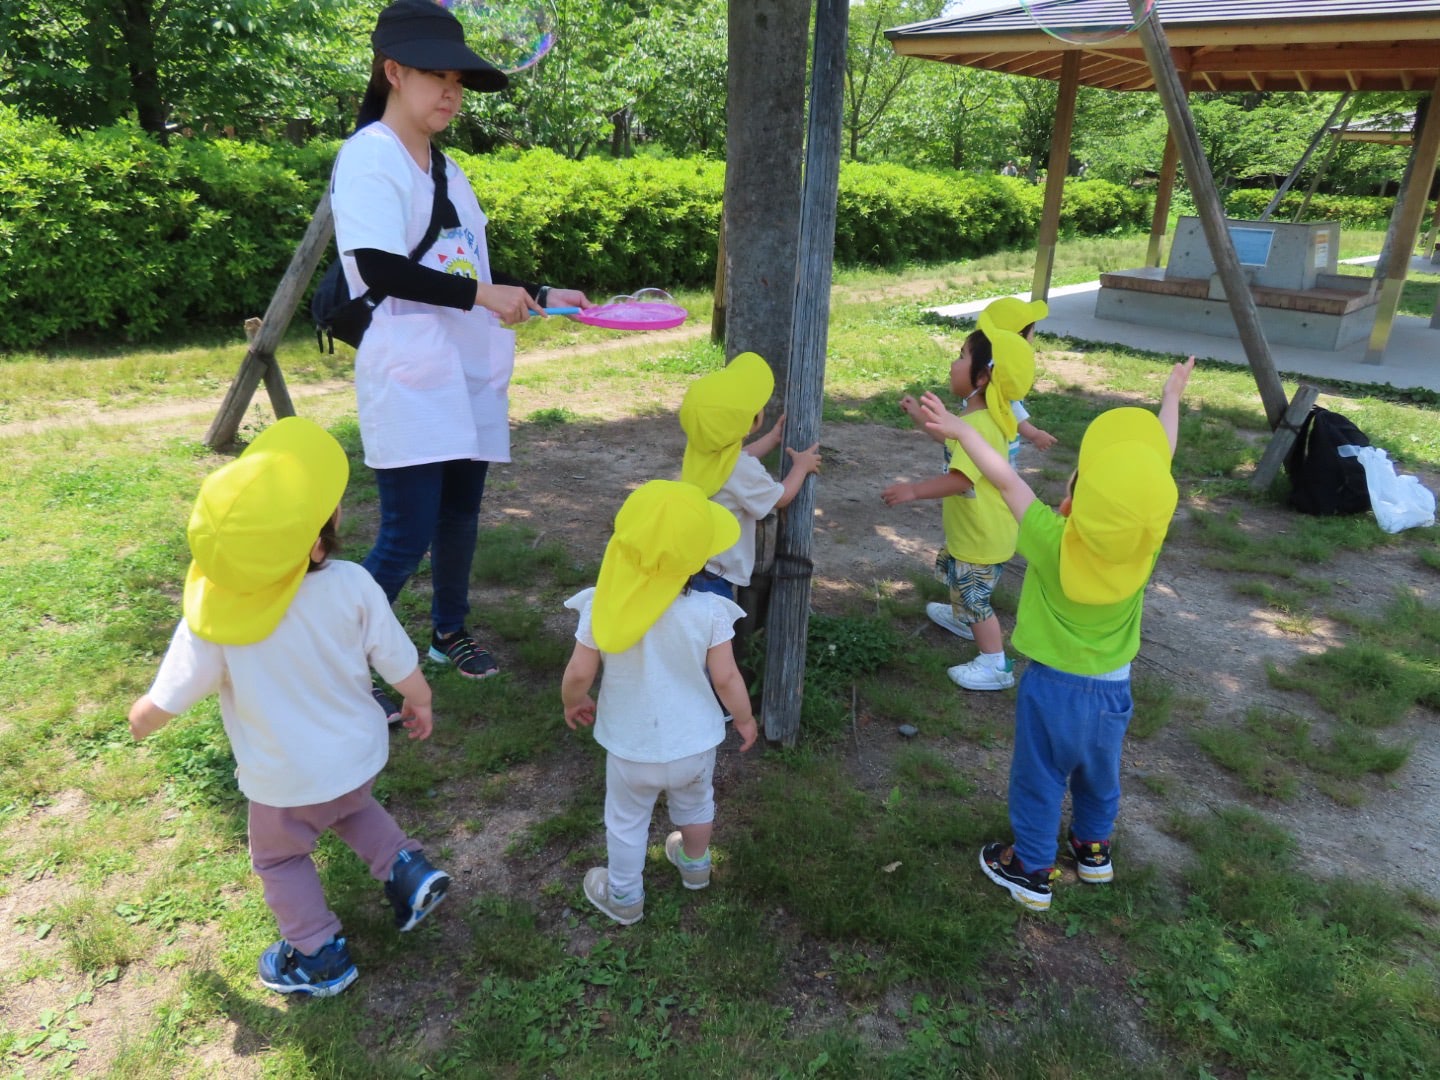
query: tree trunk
[
  {"left": 722, "top": 0, "right": 809, "bottom": 406},
  {"left": 121, "top": 0, "right": 166, "bottom": 139}
]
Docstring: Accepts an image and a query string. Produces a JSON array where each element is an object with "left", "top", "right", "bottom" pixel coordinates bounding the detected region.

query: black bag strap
[{"left": 346, "top": 142, "right": 450, "bottom": 315}]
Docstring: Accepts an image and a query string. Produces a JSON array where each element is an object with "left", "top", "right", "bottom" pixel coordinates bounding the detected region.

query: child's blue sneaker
[
  {"left": 257, "top": 936, "right": 358, "bottom": 997},
  {"left": 385, "top": 849, "right": 451, "bottom": 932}
]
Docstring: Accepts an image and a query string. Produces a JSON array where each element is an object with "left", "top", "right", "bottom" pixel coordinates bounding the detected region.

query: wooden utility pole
[
  {"left": 1031, "top": 50, "right": 1080, "bottom": 301},
  {"left": 1129, "top": 0, "right": 1288, "bottom": 431},
  {"left": 760, "top": 0, "right": 848, "bottom": 747},
  {"left": 206, "top": 194, "right": 334, "bottom": 448},
  {"left": 1364, "top": 88, "right": 1440, "bottom": 364}
]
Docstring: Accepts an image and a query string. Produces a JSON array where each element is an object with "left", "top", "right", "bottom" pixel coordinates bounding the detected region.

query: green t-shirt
[
  {"left": 941, "top": 411, "right": 1017, "bottom": 566},
  {"left": 1011, "top": 501, "right": 1153, "bottom": 674}
]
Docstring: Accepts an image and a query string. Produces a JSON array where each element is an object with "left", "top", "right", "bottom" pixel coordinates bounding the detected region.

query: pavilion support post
[
  {"left": 206, "top": 194, "right": 334, "bottom": 449},
  {"left": 760, "top": 0, "right": 847, "bottom": 747},
  {"left": 1146, "top": 124, "right": 1182, "bottom": 268},
  {"left": 1422, "top": 191, "right": 1440, "bottom": 259},
  {"left": 1031, "top": 50, "right": 1080, "bottom": 302},
  {"left": 1364, "top": 87, "right": 1440, "bottom": 364},
  {"left": 1130, "top": 0, "right": 1287, "bottom": 429},
  {"left": 1369, "top": 97, "right": 1431, "bottom": 296}
]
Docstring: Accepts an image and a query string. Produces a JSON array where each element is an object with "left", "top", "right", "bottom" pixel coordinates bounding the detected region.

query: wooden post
[
  {"left": 206, "top": 194, "right": 334, "bottom": 448},
  {"left": 1130, "top": 0, "right": 1288, "bottom": 429},
  {"left": 1146, "top": 121, "right": 1182, "bottom": 268},
  {"left": 1251, "top": 384, "right": 1319, "bottom": 492},
  {"left": 1364, "top": 87, "right": 1440, "bottom": 365},
  {"left": 760, "top": 0, "right": 847, "bottom": 748},
  {"left": 1031, "top": 50, "right": 1080, "bottom": 301}
]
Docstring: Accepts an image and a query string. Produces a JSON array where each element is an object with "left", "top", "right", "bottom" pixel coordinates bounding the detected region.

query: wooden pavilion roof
[{"left": 886, "top": 0, "right": 1440, "bottom": 94}]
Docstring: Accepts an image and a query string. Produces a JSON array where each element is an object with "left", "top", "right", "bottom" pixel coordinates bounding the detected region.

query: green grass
[{"left": 3, "top": 235, "right": 1439, "bottom": 1077}]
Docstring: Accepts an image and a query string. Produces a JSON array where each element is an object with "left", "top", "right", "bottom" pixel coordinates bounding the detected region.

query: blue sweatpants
[{"left": 1008, "top": 661, "right": 1133, "bottom": 873}]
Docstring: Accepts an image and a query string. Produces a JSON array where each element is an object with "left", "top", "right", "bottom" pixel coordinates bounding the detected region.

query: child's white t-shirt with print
[{"left": 565, "top": 587, "right": 745, "bottom": 763}]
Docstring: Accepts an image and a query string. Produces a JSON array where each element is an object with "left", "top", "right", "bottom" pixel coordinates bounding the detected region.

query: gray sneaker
[
  {"left": 583, "top": 868, "right": 644, "bottom": 925},
  {"left": 664, "top": 832, "right": 712, "bottom": 890},
  {"left": 926, "top": 602, "right": 975, "bottom": 641}
]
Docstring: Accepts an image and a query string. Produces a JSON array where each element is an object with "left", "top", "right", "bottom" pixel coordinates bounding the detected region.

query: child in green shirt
[{"left": 919, "top": 356, "right": 1194, "bottom": 910}]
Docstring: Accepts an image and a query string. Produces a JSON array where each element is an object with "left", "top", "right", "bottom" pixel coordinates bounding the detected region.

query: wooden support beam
[
  {"left": 206, "top": 193, "right": 334, "bottom": 449},
  {"left": 761, "top": 0, "right": 847, "bottom": 748},
  {"left": 1129, "top": 0, "right": 1288, "bottom": 429},
  {"left": 1251, "top": 384, "right": 1320, "bottom": 492},
  {"left": 1365, "top": 85, "right": 1440, "bottom": 364},
  {"left": 1146, "top": 69, "right": 1190, "bottom": 269},
  {"left": 1031, "top": 50, "right": 1080, "bottom": 302}
]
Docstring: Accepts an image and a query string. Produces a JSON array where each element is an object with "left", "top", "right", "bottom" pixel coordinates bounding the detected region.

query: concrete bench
[
  {"left": 1095, "top": 266, "right": 1380, "bottom": 349},
  {"left": 1098, "top": 267, "right": 1378, "bottom": 317}
]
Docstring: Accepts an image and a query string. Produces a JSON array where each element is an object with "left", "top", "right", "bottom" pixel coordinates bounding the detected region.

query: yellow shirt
[{"left": 941, "top": 411, "right": 1017, "bottom": 566}]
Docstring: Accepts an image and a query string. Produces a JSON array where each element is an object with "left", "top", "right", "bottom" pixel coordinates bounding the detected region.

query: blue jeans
[
  {"left": 688, "top": 572, "right": 735, "bottom": 601},
  {"left": 1008, "top": 662, "right": 1133, "bottom": 872},
  {"left": 362, "top": 459, "right": 488, "bottom": 637}
]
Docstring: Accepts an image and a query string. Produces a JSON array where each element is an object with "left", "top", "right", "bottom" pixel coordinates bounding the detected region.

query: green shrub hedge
[
  {"left": 0, "top": 109, "right": 1150, "bottom": 350},
  {"left": 1223, "top": 188, "right": 1398, "bottom": 229}
]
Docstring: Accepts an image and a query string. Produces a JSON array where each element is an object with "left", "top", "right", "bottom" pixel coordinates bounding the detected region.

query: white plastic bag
[{"left": 1347, "top": 445, "right": 1436, "bottom": 533}]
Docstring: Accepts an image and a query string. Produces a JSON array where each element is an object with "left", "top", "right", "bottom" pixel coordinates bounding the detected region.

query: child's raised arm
[
  {"left": 919, "top": 392, "right": 1036, "bottom": 523},
  {"left": 1159, "top": 356, "right": 1195, "bottom": 454}
]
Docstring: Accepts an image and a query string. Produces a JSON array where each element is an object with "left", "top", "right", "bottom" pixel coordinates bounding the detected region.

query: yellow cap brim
[
  {"left": 183, "top": 558, "right": 308, "bottom": 646},
  {"left": 983, "top": 296, "right": 1049, "bottom": 334}
]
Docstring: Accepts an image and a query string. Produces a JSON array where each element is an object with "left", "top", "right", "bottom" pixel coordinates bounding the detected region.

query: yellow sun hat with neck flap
[
  {"left": 982, "top": 296, "right": 1048, "bottom": 336},
  {"left": 591, "top": 480, "right": 741, "bottom": 653},
  {"left": 1060, "top": 407, "right": 1177, "bottom": 606},
  {"left": 976, "top": 309, "right": 1035, "bottom": 444},
  {"left": 184, "top": 417, "right": 349, "bottom": 645},
  {"left": 679, "top": 352, "right": 774, "bottom": 497}
]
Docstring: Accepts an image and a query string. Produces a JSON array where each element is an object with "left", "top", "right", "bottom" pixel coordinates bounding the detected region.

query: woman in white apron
[{"left": 331, "top": 0, "right": 589, "bottom": 695}]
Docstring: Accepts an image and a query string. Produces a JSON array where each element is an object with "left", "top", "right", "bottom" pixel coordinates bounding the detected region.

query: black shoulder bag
[{"left": 312, "top": 143, "right": 450, "bottom": 353}]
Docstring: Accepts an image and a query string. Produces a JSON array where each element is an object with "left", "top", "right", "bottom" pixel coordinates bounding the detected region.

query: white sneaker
[
  {"left": 948, "top": 657, "right": 1015, "bottom": 691},
  {"left": 926, "top": 602, "right": 975, "bottom": 640}
]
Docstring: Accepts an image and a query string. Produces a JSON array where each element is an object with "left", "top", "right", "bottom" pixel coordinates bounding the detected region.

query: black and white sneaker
[
  {"left": 1067, "top": 831, "right": 1114, "bottom": 884},
  {"left": 979, "top": 842, "right": 1053, "bottom": 911}
]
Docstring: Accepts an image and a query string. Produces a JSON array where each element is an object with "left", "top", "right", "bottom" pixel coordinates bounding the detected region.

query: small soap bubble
[
  {"left": 435, "top": 0, "right": 556, "bottom": 74},
  {"left": 1018, "top": 0, "right": 1156, "bottom": 46}
]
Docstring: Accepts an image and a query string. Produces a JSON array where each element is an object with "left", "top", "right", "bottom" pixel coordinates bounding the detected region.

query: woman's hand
[{"left": 474, "top": 283, "right": 542, "bottom": 325}]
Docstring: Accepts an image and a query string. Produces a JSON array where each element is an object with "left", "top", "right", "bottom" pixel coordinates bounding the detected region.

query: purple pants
[{"left": 248, "top": 777, "right": 419, "bottom": 955}]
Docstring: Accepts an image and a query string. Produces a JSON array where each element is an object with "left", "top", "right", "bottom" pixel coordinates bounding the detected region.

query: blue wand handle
[{"left": 544, "top": 306, "right": 581, "bottom": 315}]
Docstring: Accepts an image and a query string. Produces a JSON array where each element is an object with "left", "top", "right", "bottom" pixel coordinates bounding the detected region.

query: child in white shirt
[{"left": 561, "top": 481, "right": 758, "bottom": 925}]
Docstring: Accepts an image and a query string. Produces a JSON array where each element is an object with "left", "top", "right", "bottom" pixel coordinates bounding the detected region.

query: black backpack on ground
[
  {"left": 312, "top": 142, "right": 449, "bottom": 353},
  {"left": 1284, "top": 405, "right": 1372, "bottom": 516}
]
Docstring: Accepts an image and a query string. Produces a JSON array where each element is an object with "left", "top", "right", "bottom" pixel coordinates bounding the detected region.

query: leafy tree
[
  {"left": 865, "top": 63, "right": 1008, "bottom": 171},
  {"left": 843, "top": 0, "right": 942, "bottom": 161},
  {"left": 0, "top": 0, "right": 356, "bottom": 138},
  {"left": 628, "top": 0, "right": 727, "bottom": 156}
]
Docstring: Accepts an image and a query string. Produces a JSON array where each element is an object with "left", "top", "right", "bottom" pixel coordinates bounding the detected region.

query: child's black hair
[
  {"left": 962, "top": 329, "right": 993, "bottom": 387},
  {"left": 307, "top": 516, "right": 341, "bottom": 573}
]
